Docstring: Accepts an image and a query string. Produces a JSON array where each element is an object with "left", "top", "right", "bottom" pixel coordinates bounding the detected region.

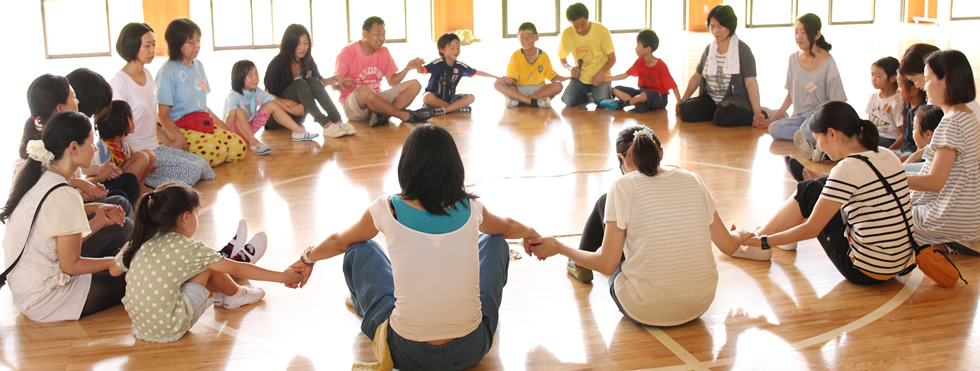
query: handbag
[
  {"left": 0, "top": 183, "right": 71, "bottom": 289},
  {"left": 174, "top": 111, "right": 214, "bottom": 134},
  {"left": 850, "top": 155, "right": 967, "bottom": 288}
]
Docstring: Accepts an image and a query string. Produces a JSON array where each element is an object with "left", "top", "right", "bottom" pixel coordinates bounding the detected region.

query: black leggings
[
  {"left": 677, "top": 94, "right": 754, "bottom": 127},
  {"left": 266, "top": 78, "right": 342, "bottom": 128},
  {"left": 578, "top": 194, "right": 625, "bottom": 261},
  {"left": 795, "top": 178, "right": 888, "bottom": 286},
  {"left": 80, "top": 271, "right": 126, "bottom": 317},
  {"left": 102, "top": 172, "right": 141, "bottom": 205}
]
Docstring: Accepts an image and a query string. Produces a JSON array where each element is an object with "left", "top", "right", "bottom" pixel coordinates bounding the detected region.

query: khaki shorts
[{"left": 343, "top": 82, "right": 410, "bottom": 121}]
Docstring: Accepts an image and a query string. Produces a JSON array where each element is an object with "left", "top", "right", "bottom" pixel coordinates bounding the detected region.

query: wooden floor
[{"left": 3, "top": 22, "right": 980, "bottom": 370}]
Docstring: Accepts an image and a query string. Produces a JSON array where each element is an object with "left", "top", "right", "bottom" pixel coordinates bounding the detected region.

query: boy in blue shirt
[{"left": 419, "top": 32, "right": 501, "bottom": 114}]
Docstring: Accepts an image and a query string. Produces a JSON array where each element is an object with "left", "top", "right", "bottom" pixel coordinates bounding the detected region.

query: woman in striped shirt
[{"left": 744, "top": 101, "right": 916, "bottom": 285}]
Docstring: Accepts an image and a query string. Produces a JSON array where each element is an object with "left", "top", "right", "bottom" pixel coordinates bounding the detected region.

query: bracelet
[{"left": 301, "top": 245, "right": 316, "bottom": 265}]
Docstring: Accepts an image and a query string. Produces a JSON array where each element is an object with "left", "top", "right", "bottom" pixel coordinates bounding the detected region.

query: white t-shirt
[
  {"left": 2, "top": 172, "right": 92, "bottom": 322},
  {"left": 866, "top": 91, "right": 902, "bottom": 140},
  {"left": 912, "top": 111, "right": 980, "bottom": 244},
  {"left": 110, "top": 69, "right": 159, "bottom": 152},
  {"left": 367, "top": 196, "right": 483, "bottom": 342},
  {"left": 605, "top": 169, "right": 719, "bottom": 326}
]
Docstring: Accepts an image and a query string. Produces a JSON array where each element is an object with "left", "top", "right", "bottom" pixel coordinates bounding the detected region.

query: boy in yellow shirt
[
  {"left": 558, "top": 3, "right": 616, "bottom": 107},
  {"left": 494, "top": 22, "right": 568, "bottom": 108}
]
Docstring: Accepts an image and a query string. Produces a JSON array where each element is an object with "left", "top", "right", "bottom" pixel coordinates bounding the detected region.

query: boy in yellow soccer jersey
[
  {"left": 494, "top": 22, "right": 568, "bottom": 108},
  {"left": 558, "top": 2, "right": 616, "bottom": 107}
]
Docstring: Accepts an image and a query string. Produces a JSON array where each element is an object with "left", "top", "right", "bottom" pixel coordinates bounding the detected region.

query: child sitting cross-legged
[
  {"left": 94, "top": 100, "right": 157, "bottom": 194},
  {"left": 599, "top": 29, "right": 680, "bottom": 112},
  {"left": 418, "top": 32, "right": 501, "bottom": 114},
  {"left": 494, "top": 22, "right": 568, "bottom": 108},
  {"left": 110, "top": 183, "right": 303, "bottom": 342}
]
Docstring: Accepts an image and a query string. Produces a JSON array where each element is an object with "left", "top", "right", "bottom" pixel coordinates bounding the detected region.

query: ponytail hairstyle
[
  {"left": 797, "top": 13, "right": 831, "bottom": 57},
  {"left": 397, "top": 124, "right": 477, "bottom": 215},
  {"left": 2, "top": 111, "right": 92, "bottom": 223},
  {"left": 122, "top": 183, "right": 200, "bottom": 267},
  {"left": 95, "top": 100, "right": 134, "bottom": 140},
  {"left": 67, "top": 68, "right": 113, "bottom": 120},
  {"left": 20, "top": 74, "right": 71, "bottom": 160},
  {"left": 616, "top": 125, "right": 663, "bottom": 176},
  {"left": 808, "top": 101, "right": 879, "bottom": 152},
  {"left": 872, "top": 56, "right": 900, "bottom": 91},
  {"left": 914, "top": 105, "right": 944, "bottom": 133}
]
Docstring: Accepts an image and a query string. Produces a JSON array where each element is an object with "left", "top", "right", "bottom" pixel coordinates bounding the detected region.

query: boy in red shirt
[{"left": 600, "top": 30, "right": 680, "bottom": 113}]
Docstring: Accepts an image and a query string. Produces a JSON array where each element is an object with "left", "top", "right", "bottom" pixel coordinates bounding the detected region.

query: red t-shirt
[{"left": 627, "top": 58, "right": 677, "bottom": 94}]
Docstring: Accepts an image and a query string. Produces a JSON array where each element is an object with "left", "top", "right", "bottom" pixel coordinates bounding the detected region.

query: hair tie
[
  {"left": 633, "top": 128, "right": 653, "bottom": 139},
  {"left": 26, "top": 140, "right": 54, "bottom": 167},
  {"left": 30, "top": 116, "right": 44, "bottom": 131}
]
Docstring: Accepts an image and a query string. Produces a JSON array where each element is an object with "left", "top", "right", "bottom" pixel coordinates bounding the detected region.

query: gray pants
[{"left": 266, "top": 78, "right": 342, "bottom": 129}]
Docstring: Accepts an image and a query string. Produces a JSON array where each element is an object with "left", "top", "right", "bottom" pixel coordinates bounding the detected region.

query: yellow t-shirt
[
  {"left": 506, "top": 48, "right": 559, "bottom": 86},
  {"left": 558, "top": 22, "right": 614, "bottom": 85}
]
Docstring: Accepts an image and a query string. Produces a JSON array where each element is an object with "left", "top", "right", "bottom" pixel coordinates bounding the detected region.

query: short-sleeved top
[
  {"left": 2, "top": 172, "right": 92, "bottom": 322},
  {"left": 605, "top": 169, "right": 719, "bottom": 326},
  {"left": 506, "top": 48, "right": 559, "bottom": 86},
  {"left": 899, "top": 102, "right": 923, "bottom": 154},
  {"left": 422, "top": 59, "right": 477, "bottom": 100},
  {"left": 114, "top": 232, "right": 223, "bottom": 342},
  {"left": 820, "top": 150, "right": 915, "bottom": 276},
  {"left": 110, "top": 69, "right": 159, "bottom": 152},
  {"left": 335, "top": 42, "right": 399, "bottom": 105},
  {"left": 223, "top": 89, "right": 276, "bottom": 122},
  {"left": 785, "top": 53, "right": 847, "bottom": 114},
  {"left": 627, "top": 58, "right": 676, "bottom": 94},
  {"left": 264, "top": 55, "right": 324, "bottom": 97},
  {"left": 866, "top": 91, "right": 903, "bottom": 140},
  {"left": 911, "top": 111, "right": 980, "bottom": 244},
  {"left": 92, "top": 138, "right": 132, "bottom": 167},
  {"left": 156, "top": 59, "right": 211, "bottom": 121},
  {"left": 557, "top": 22, "right": 614, "bottom": 85},
  {"left": 695, "top": 41, "right": 757, "bottom": 105},
  {"left": 367, "top": 196, "right": 483, "bottom": 342}
]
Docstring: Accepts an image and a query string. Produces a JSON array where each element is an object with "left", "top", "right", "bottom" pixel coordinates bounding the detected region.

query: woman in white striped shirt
[{"left": 744, "top": 101, "right": 916, "bottom": 285}]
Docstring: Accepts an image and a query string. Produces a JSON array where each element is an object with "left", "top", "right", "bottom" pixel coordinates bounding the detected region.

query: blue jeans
[
  {"left": 904, "top": 161, "right": 924, "bottom": 174},
  {"left": 561, "top": 78, "right": 612, "bottom": 106},
  {"left": 343, "top": 234, "right": 510, "bottom": 370},
  {"left": 769, "top": 111, "right": 815, "bottom": 141},
  {"left": 608, "top": 264, "right": 650, "bottom": 326}
]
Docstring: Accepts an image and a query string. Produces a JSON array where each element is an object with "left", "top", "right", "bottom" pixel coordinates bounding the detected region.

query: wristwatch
[
  {"left": 301, "top": 245, "right": 316, "bottom": 265},
  {"left": 760, "top": 235, "right": 771, "bottom": 250}
]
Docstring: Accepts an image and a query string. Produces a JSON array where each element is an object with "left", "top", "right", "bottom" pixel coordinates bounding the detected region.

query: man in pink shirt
[{"left": 333, "top": 16, "right": 430, "bottom": 126}]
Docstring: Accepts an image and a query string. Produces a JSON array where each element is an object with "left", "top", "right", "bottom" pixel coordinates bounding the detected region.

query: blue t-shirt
[
  {"left": 423, "top": 58, "right": 477, "bottom": 100},
  {"left": 156, "top": 59, "right": 211, "bottom": 121},
  {"left": 390, "top": 195, "right": 470, "bottom": 234},
  {"left": 223, "top": 89, "right": 276, "bottom": 122}
]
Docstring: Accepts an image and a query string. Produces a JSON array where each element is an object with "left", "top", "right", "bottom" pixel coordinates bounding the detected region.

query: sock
[
  {"left": 530, "top": 100, "right": 539, "bottom": 108},
  {"left": 230, "top": 286, "right": 245, "bottom": 297}
]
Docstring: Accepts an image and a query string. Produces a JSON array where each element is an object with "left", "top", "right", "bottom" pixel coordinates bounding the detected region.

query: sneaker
[
  {"left": 793, "top": 130, "right": 820, "bottom": 162},
  {"left": 231, "top": 232, "right": 267, "bottom": 264},
  {"left": 732, "top": 245, "right": 772, "bottom": 261},
  {"left": 761, "top": 106, "right": 781, "bottom": 120},
  {"left": 323, "top": 124, "right": 347, "bottom": 138},
  {"left": 454, "top": 106, "right": 472, "bottom": 114},
  {"left": 220, "top": 220, "right": 248, "bottom": 258},
  {"left": 339, "top": 122, "right": 357, "bottom": 135},
  {"left": 784, "top": 156, "right": 805, "bottom": 182},
  {"left": 775, "top": 242, "right": 798, "bottom": 251},
  {"left": 407, "top": 108, "right": 433, "bottom": 122},
  {"left": 631, "top": 103, "right": 650, "bottom": 113},
  {"left": 598, "top": 99, "right": 622, "bottom": 110},
  {"left": 536, "top": 98, "right": 551, "bottom": 108},
  {"left": 251, "top": 143, "right": 271, "bottom": 155},
  {"left": 212, "top": 292, "right": 224, "bottom": 307},
  {"left": 505, "top": 97, "right": 520, "bottom": 108},
  {"left": 291, "top": 131, "right": 319, "bottom": 141},
  {"left": 369, "top": 112, "right": 390, "bottom": 127},
  {"left": 432, "top": 107, "right": 446, "bottom": 116},
  {"left": 220, "top": 285, "right": 265, "bottom": 309},
  {"left": 566, "top": 259, "right": 593, "bottom": 283}
]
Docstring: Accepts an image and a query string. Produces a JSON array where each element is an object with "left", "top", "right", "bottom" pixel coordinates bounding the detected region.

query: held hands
[
  {"left": 288, "top": 259, "right": 314, "bottom": 288},
  {"left": 405, "top": 57, "right": 425, "bottom": 71},
  {"left": 93, "top": 204, "right": 126, "bottom": 229},
  {"left": 526, "top": 237, "right": 561, "bottom": 260},
  {"left": 499, "top": 76, "right": 516, "bottom": 86},
  {"left": 76, "top": 179, "right": 108, "bottom": 202},
  {"left": 591, "top": 73, "right": 606, "bottom": 86},
  {"left": 751, "top": 111, "right": 767, "bottom": 128},
  {"left": 333, "top": 75, "right": 354, "bottom": 90},
  {"left": 96, "top": 160, "right": 122, "bottom": 181},
  {"left": 289, "top": 103, "right": 305, "bottom": 116},
  {"left": 281, "top": 267, "right": 305, "bottom": 288}
]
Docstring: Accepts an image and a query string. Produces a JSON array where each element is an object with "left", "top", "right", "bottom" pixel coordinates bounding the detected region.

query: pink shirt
[{"left": 335, "top": 41, "right": 399, "bottom": 105}]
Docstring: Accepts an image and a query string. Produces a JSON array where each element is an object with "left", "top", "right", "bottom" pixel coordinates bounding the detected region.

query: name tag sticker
[{"left": 805, "top": 81, "right": 817, "bottom": 93}]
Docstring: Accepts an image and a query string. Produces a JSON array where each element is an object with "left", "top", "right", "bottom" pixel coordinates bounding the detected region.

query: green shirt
[{"left": 115, "top": 232, "right": 222, "bottom": 342}]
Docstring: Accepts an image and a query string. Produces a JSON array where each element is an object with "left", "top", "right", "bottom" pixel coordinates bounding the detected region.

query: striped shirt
[
  {"left": 820, "top": 150, "right": 915, "bottom": 276},
  {"left": 912, "top": 111, "right": 980, "bottom": 244},
  {"left": 704, "top": 55, "right": 731, "bottom": 103},
  {"left": 606, "top": 169, "right": 719, "bottom": 326}
]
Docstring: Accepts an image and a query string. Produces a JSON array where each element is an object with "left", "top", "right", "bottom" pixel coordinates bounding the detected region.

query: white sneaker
[
  {"left": 505, "top": 97, "right": 519, "bottom": 108},
  {"left": 536, "top": 98, "right": 551, "bottom": 108},
  {"left": 251, "top": 143, "right": 271, "bottom": 155},
  {"left": 291, "top": 131, "right": 319, "bottom": 141},
  {"left": 776, "top": 242, "right": 798, "bottom": 251},
  {"left": 220, "top": 285, "right": 265, "bottom": 309},
  {"left": 212, "top": 292, "right": 224, "bottom": 307},
  {"left": 231, "top": 232, "right": 267, "bottom": 264},
  {"left": 323, "top": 124, "right": 347, "bottom": 138},
  {"left": 732, "top": 245, "right": 772, "bottom": 261},
  {"left": 339, "top": 122, "right": 357, "bottom": 135}
]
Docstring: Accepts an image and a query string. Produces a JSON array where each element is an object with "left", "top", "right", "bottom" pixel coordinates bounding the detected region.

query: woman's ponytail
[{"left": 857, "top": 120, "right": 880, "bottom": 152}]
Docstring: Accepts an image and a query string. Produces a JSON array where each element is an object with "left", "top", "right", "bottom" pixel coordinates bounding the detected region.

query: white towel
[{"left": 705, "top": 34, "right": 740, "bottom": 76}]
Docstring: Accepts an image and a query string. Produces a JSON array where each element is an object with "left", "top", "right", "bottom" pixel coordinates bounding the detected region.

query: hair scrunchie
[
  {"left": 26, "top": 140, "right": 55, "bottom": 167},
  {"left": 633, "top": 128, "right": 653, "bottom": 138}
]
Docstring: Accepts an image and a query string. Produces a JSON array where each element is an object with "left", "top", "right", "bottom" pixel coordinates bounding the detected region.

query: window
[
  {"left": 41, "top": 0, "right": 112, "bottom": 58},
  {"left": 951, "top": 0, "right": 980, "bottom": 20},
  {"left": 502, "top": 0, "right": 651, "bottom": 38},
  {"left": 503, "top": 0, "right": 559, "bottom": 37},
  {"left": 600, "top": 0, "right": 647, "bottom": 33},
  {"left": 746, "top": 0, "right": 795, "bottom": 28},
  {"left": 210, "top": 0, "right": 313, "bottom": 50},
  {"left": 829, "top": 0, "right": 875, "bottom": 24},
  {"left": 346, "top": 0, "right": 407, "bottom": 43}
]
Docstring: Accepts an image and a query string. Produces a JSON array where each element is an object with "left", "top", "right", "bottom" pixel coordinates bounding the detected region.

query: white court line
[{"left": 644, "top": 327, "right": 711, "bottom": 371}]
